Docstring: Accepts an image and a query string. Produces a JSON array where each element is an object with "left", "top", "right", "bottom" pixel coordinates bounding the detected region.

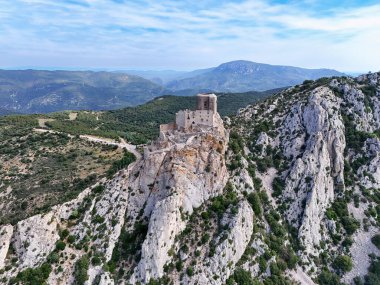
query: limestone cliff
[{"left": 231, "top": 73, "right": 380, "bottom": 284}]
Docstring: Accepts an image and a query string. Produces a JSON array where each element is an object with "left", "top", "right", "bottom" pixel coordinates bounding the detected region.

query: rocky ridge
[{"left": 0, "top": 73, "right": 379, "bottom": 285}]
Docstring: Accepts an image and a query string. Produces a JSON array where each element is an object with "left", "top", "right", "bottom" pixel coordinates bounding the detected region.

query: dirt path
[
  {"left": 33, "top": 128, "right": 141, "bottom": 159},
  {"left": 82, "top": 135, "right": 141, "bottom": 159}
]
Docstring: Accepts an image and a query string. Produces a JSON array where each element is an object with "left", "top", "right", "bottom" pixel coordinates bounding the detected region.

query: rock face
[
  {"left": 13, "top": 212, "right": 60, "bottom": 269},
  {"left": 186, "top": 200, "right": 253, "bottom": 285},
  {"left": 233, "top": 72, "right": 380, "bottom": 282},
  {"left": 130, "top": 114, "right": 229, "bottom": 283},
  {"left": 281, "top": 87, "right": 346, "bottom": 258},
  {"left": 0, "top": 225, "right": 13, "bottom": 270}
]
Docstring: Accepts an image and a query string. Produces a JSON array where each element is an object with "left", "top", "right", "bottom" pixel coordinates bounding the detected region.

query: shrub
[
  {"left": 67, "top": 235, "right": 76, "bottom": 244},
  {"left": 74, "top": 255, "right": 89, "bottom": 285},
  {"left": 106, "top": 151, "right": 136, "bottom": 178},
  {"left": 272, "top": 177, "right": 285, "bottom": 197},
  {"left": 47, "top": 252, "right": 59, "bottom": 264},
  {"left": 91, "top": 256, "right": 101, "bottom": 266},
  {"left": 342, "top": 216, "right": 360, "bottom": 235},
  {"left": 55, "top": 240, "right": 66, "bottom": 251},
  {"left": 93, "top": 215, "right": 105, "bottom": 224},
  {"left": 12, "top": 263, "right": 52, "bottom": 285},
  {"left": 232, "top": 268, "right": 260, "bottom": 285},
  {"left": 201, "top": 233, "right": 210, "bottom": 244},
  {"left": 333, "top": 255, "right": 353, "bottom": 274},
  {"left": 186, "top": 266, "right": 194, "bottom": 276},
  {"left": 318, "top": 270, "right": 343, "bottom": 285},
  {"left": 371, "top": 234, "right": 380, "bottom": 250},
  {"left": 92, "top": 185, "right": 105, "bottom": 194},
  {"left": 60, "top": 229, "right": 69, "bottom": 239},
  {"left": 69, "top": 210, "right": 79, "bottom": 220},
  {"left": 247, "top": 192, "right": 262, "bottom": 217}
]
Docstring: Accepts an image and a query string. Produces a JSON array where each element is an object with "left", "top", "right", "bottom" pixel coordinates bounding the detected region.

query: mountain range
[
  {"left": 165, "top": 60, "right": 344, "bottom": 92},
  {"left": 0, "top": 60, "right": 344, "bottom": 114},
  {"left": 0, "top": 70, "right": 166, "bottom": 114}
]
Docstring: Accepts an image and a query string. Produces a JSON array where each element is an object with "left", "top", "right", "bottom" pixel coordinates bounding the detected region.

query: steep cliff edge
[
  {"left": 0, "top": 110, "right": 244, "bottom": 285},
  {"left": 230, "top": 72, "right": 380, "bottom": 284}
]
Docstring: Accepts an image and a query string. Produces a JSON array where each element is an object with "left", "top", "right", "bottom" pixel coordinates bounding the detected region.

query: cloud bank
[{"left": 0, "top": 0, "right": 379, "bottom": 71}]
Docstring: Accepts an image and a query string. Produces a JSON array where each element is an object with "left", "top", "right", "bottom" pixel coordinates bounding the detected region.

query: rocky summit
[{"left": 0, "top": 73, "right": 379, "bottom": 285}]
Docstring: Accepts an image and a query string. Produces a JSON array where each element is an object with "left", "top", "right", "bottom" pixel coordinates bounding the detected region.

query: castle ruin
[
  {"left": 159, "top": 93, "right": 222, "bottom": 135},
  {"left": 144, "top": 93, "right": 225, "bottom": 158}
]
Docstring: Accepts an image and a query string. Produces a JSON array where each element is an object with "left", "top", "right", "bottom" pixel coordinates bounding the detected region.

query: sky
[{"left": 0, "top": 0, "right": 379, "bottom": 72}]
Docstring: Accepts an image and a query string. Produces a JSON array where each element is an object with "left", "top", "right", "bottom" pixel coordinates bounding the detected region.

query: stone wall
[{"left": 175, "top": 110, "right": 215, "bottom": 131}]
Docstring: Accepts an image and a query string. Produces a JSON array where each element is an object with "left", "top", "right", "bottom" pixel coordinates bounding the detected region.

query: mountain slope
[
  {"left": 166, "top": 60, "right": 344, "bottom": 92},
  {"left": 0, "top": 107, "right": 17, "bottom": 116},
  {"left": 0, "top": 70, "right": 167, "bottom": 113},
  {"left": 25, "top": 89, "right": 280, "bottom": 144},
  {"left": 0, "top": 73, "right": 379, "bottom": 285}
]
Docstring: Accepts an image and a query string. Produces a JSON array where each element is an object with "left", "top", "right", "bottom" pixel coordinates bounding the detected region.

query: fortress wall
[
  {"left": 176, "top": 110, "right": 190, "bottom": 130},
  {"left": 175, "top": 110, "right": 214, "bottom": 130},
  {"left": 160, "top": 122, "right": 176, "bottom": 133},
  {"left": 190, "top": 110, "right": 214, "bottom": 127}
]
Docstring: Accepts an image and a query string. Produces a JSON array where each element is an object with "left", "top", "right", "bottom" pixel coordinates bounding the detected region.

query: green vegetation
[
  {"left": 318, "top": 270, "right": 344, "bottom": 285},
  {"left": 272, "top": 177, "right": 285, "bottom": 198},
  {"left": 343, "top": 114, "right": 376, "bottom": 153},
  {"left": 107, "top": 220, "right": 148, "bottom": 280},
  {"left": 41, "top": 90, "right": 275, "bottom": 144},
  {"left": 371, "top": 235, "right": 380, "bottom": 250},
  {"left": 106, "top": 150, "right": 136, "bottom": 178},
  {"left": 332, "top": 255, "right": 353, "bottom": 274},
  {"left": 9, "top": 263, "right": 51, "bottom": 285},
  {"left": 247, "top": 192, "right": 262, "bottom": 217},
  {"left": 74, "top": 255, "right": 89, "bottom": 285},
  {"left": 326, "top": 199, "right": 359, "bottom": 237},
  {"left": 55, "top": 240, "right": 66, "bottom": 251},
  {"left": 0, "top": 127, "right": 125, "bottom": 225},
  {"left": 357, "top": 255, "right": 380, "bottom": 285},
  {"left": 226, "top": 268, "right": 260, "bottom": 285}
]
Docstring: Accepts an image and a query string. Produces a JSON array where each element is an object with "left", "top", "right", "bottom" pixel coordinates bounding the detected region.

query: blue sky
[{"left": 0, "top": 0, "right": 379, "bottom": 72}]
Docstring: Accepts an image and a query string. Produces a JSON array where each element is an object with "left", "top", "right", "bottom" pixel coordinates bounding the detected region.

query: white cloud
[{"left": 0, "top": 0, "right": 379, "bottom": 72}]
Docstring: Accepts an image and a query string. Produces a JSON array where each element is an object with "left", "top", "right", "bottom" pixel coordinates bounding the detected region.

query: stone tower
[{"left": 196, "top": 93, "right": 217, "bottom": 113}]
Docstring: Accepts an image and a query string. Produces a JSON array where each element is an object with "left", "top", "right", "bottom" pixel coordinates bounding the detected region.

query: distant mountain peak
[{"left": 165, "top": 60, "right": 344, "bottom": 93}]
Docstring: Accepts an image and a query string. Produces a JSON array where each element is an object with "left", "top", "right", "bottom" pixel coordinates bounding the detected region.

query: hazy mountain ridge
[
  {"left": 165, "top": 60, "right": 344, "bottom": 92},
  {"left": 0, "top": 61, "right": 344, "bottom": 114},
  {"left": 0, "top": 70, "right": 167, "bottom": 113}
]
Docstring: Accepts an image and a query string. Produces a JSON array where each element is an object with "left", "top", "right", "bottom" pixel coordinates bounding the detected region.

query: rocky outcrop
[
  {"left": 0, "top": 225, "right": 13, "bottom": 270},
  {"left": 13, "top": 212, "right": 60, "bottom": 269},
  {"left": 185, "top": 200, "right": 253, "bottom": 285},
  {"left": 130, "top": 119, "right": 229, "bottom": 283},
  {"left": 281, "top": 87, "right": 346, "bottom": 257}
]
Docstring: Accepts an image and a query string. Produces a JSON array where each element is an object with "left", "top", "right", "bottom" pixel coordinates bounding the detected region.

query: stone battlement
[{"left": 159, "top": 93, "right": 220, "bottom": 136}]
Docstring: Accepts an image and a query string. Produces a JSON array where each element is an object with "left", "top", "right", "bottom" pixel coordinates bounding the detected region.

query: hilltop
[{"left": 165, "top": 60, "right": 344, "bottom": 92}]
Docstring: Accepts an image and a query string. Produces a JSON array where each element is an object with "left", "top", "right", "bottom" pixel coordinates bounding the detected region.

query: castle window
[{"left": 192, "top": 121, "right": 195, "bottom": 124}]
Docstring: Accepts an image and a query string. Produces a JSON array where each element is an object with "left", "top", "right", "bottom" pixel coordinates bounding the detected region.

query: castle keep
[{"left": 160, "top": 93, "right": 220, "bottom": 134}]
